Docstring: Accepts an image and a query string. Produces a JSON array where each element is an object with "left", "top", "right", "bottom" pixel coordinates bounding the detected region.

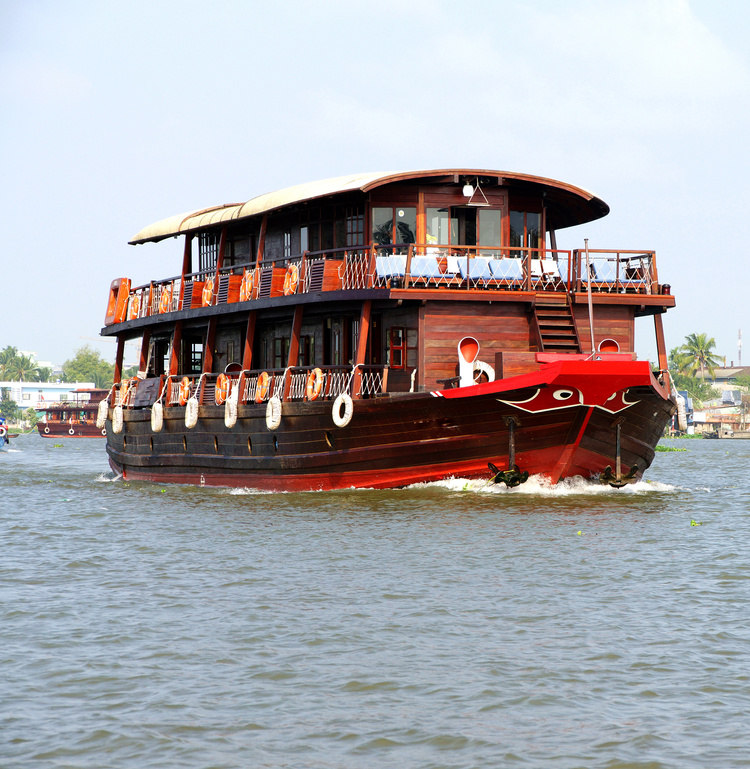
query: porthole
[
  {"left": 183, "top": 436, "right": 187, "bottom": 452},
  {"left": 324, "top": 431, "right": 334, "bottom": 449},
  {"left": 123, "top": 435, "right": 127, "bottom": 449},
  {"left": 273, "top": 435, "right": 278, "bottom": 452},
  {"left": 149, "top": 437, "right": 154, "bottom": 452},
  {"left": 214, "top": 436, "right": 219, "bottom": 452},
  {"left": 247, "top": 437, "right": 252, "bottom": 453}
]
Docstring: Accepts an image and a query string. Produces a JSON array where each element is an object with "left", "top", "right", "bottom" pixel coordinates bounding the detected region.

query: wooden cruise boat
[
  {"left": 99, "top": 169, "right": 676, "bottom": 491},
  {"left": 37, "top": 388, "right": 110, "bottom": 438}
]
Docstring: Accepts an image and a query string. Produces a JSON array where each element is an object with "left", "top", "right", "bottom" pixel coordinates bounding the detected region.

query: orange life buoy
[
  {"left": 255, "top": 371, "right": 270, "bottom": 403},
  {"left": 239, "top": 270, "right": 253, "bottom": 302},
  {"left": 159, "top": 287, "right": 172, "bottom": 314},
  {"left": 201, "top": 278, "right": 214, "bottom": 307},
  {"left": 178, "top": 376, "right": 191, "bottom": 406},
  {"left": 215, "top": 373, "right": 231, "bottom": 405},
  {"left": 283, "top": 264, "right": 299, "bottom": 296},
  {"left": 128, "top": 294, "right": 140, "bottom": 320},
  {"left": 306, "top": 367, "right": 324, "bottom": 401}
]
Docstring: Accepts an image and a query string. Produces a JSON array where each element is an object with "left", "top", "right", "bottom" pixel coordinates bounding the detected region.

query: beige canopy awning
[{"left": 129, "top": 169, "right": 608, "bottom": 245}]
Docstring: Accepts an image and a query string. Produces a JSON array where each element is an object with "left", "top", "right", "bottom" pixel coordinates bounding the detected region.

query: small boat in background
[
  {"left": 0, "top": 416, "right": 12, "bottom": 449},
  {"left": 36, "top": 388, "right": 110, "bottom": 438}
]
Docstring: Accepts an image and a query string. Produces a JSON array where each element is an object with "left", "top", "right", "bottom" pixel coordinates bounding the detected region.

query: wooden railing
[{"left": 111, "top": 244, "right": 662, "bottom": 325}]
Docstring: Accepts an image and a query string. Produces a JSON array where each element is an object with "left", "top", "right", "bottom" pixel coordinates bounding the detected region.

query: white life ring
[
  {"left": 96, "top": 400, "right": 108, "bottom": 429},
  {"left": 151, "top": 402, "right": 164, "bottom": 433},
  {"left": 224, "top": 389, "right": 238, "bottom": 428},
  {"left": 332, "top": 393, "right": 354, "bottom": 427},
  {"left": 265, "top": 395, "right": 282, "bottom": 430},
  {"left": 185, "top": 397, "right": 199, "bottom": 429},
  {"left": 473, "top": 359, "right": 495, "bottom": 383},
  {"left": 101, "top": 428, "right": 107, "bottom": 436},
  {"left": 44, "top": 426, "right": 50, "bottom": 434},
  {"left": 112, "top": 405, "right": 124, "bottom": 434},
  {"left": 69, "top": 428, "right": 75, "bottom": 435},
  {"left": 0, "top": 425, "right": 6, "bottom": 438}
]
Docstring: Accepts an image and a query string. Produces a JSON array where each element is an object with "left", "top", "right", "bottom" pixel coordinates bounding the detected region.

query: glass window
[
  {"left": 509, "top": 211, "right": 541, "bottom": 254},
  {"left": 426, "top": 208, "right": 450, "bottom": 245},
  {"left": 389, "top": 326, "right": 405, "bottom": 369},
  {"left": 372, "top": 207, "right": 416, "bottom": 246},
  {"left": 478, "top": 209, "right": 502, "bottom": 248}
]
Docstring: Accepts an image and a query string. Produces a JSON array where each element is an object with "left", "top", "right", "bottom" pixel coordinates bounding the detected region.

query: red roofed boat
[
  {"left": 99, "top": 169, "right": 676, "bottom": 490},
  {"left": 37, "top": 388, "right": 110, "bottom": 438}
]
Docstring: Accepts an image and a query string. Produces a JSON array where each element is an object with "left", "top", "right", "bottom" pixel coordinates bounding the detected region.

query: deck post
[
  {"left": 138, "top": 330, "right": 151, "bottom": 376},
  {"left": 283, "top": 305, "right": 304, "bottom": 401},
  {"left": 654, "top": 312, "right": 669, "bottom": 374},
  {"left": 201, "top": 317, "right": 218, "bottom": 404},
  {"left": 169, "top": 321, "right": 183, "bottom": 376},
  {"left": 114, "top": 336, "right": 125, "bottom": 385},
  {"left": 352, "top": 300, "right": 372, "bottom": 399}
]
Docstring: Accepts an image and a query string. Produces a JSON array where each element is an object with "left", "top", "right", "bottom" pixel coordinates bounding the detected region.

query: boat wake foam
[
  {"left": 94, "top": 472, "right": 123, "bottom": 483},
  {"left": 420, "top": 474, "right": 676, "bottom": 495}
]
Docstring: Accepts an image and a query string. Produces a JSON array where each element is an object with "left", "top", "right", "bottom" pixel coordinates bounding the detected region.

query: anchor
[
  {"left": 489, "top": 416, "right": 529, "bottom": 488},
  {"left": 600, "top": 418, "right": 638, "bottom": 488}
]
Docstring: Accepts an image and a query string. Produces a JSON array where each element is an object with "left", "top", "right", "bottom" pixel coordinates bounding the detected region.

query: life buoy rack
[
  {"left": 104, "top": 277, "right": 131, "bottom": 326},
  {"left": 239, "top": 270, "right": 254, "bottom": 302},
  {"left": 201, "top": 278, "right": 214, "bottom": 307},
  {"left": 255, "top": 372, "right": 270, "bottom": 403},
  {"left": 332, "top": 393, "right": 353, "bottom": 427},
  {"left": 306, "top": 367, "right": 324, "bottom": 401},
  {"left": 158, "top": 287, "right": 172, "bottom": 314},
  {"left": 283, "top": 264, "right": 299, "bottom": 296},
  {"left": 178, "top": 377, "right": 191, "bottom": 406},
  {"left": 215, "top": 373, "right": 231, "bottom": 405}
]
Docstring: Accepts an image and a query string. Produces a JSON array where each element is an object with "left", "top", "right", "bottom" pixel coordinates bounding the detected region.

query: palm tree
[
  {"left": 668, "top": 346, "right": 693, "bottom": 376},
  {"left": 681, "top": 333, "right": 722, "bottom": 380},
  {"left": 7, "top": 354, "right": 39, "bottom": 382},
  {"left": 35, "top": 367, "right": 52, "bottom": 382},
  {"left": 0, "top": 346, "right": 18, "bottom": 380}
]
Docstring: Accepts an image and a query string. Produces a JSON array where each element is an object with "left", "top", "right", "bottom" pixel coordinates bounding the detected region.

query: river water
[{"left": 2, "top": 434, "right": 749, "bottom": 768}]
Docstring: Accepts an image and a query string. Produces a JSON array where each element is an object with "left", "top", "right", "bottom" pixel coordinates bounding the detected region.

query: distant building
[{"left": 0, "top": 380, "right": 97, "bottom": 411}]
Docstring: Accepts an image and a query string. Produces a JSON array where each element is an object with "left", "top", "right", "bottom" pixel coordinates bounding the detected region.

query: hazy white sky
[{"left": 2, "top": 0, "right": 748, "bottom": 367}]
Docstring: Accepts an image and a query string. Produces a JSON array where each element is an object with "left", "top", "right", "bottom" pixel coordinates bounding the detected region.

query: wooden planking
[{"left": 572, "top": 304, "right": 634, "bottom": 353}]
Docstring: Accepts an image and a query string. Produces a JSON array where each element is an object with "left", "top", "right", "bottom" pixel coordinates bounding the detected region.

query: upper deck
[{"left": 102, "top": 168, "right": 673, "bottom": 334}]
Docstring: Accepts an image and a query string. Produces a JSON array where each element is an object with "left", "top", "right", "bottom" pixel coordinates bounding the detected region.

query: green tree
[
  {"left": 35, "top": 367, "right": 52, "bottom": 382},
  {"left": 7, "top": 353, "right": 38, "bottom": 382},
  {"left": 0, "top": 388, "right": 20, "bottom": 421},
  {"left": 0, "top": 346, "right": 19, "bottom": 379},
  {"left": 62, "top": 345, "right": 114, "bottom": 388},
  {"left": 24, "top": 407, "right": 39, "bottom": 428},
  {"left": 681, "top": 332, "right": 722, "bottom": 380}
]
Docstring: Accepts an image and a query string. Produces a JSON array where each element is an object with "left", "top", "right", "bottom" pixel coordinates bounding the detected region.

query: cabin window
[
  {"left": 283, "top": 230, "right": 292, "bottom": 259},
  {"left": 509, "top": 211, "right": 541, "bottom": 256},
  {"left": 274, "top": 337, "right": 289, "bottom": 369},
  {"left": 478, "top": 209, "right": 503, "bottom": 253},
  {"left": 187, "top": 341, "right": 203, "bottom": 374},
  {"left": 389, "top": 326, "right": 406, "bottom": 369},
  {"left": 372, "top": 207, "right": 416, "bottom": 247},
  {"left": 345, "top": 208, "right": 364, "bottom": 246},
  {"left": 300, "top": 226, "right": 309, "bottom": 253},
  {"left": 299, "top": 335, "right": 314, "bottom": 367},
  {"left": 426, "top": 208, "right": 450, "bottom": 246},
  {"left": 198, "top": 232, "right": 220, "bottom": 273}
]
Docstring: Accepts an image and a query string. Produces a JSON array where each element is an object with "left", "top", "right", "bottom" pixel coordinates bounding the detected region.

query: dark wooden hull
[{"left": 105, "top": 360, "right": 675, "bottom": 491}]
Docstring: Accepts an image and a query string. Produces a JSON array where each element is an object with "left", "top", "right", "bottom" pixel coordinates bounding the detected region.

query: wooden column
[
  {"left": 211, "top": 227, "right": 227, "bottom": 304},
  {"left": 138, "top": 330, "right": 151, "bottom": 375},
  {"left": 242, "top": 311, "right": 257, "bottom": 370},
  {"left": 169, "top": 321, "right": 183, "bottom": 376},
  {"left": 654, "top": 312, "right": 669, "bottom": 374},
  {"left": 179, "top": 235, "right": 193, "bottom": 309},
  {"left": 113, "top": 336, "right": 125, "bottom": 385},
  {"left": 257, "top": 215, "right": 267, "bottom": 264},
  {"left": 351, "top": 300, "right": 372, "bottom": 399},
  {"left": 283, "top": 305, "right": 304, "bottom": 401}
]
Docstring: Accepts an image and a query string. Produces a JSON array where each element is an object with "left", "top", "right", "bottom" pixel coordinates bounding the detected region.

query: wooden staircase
[{"left": 532, "top": 294, "right": 582, "bottom": 353}]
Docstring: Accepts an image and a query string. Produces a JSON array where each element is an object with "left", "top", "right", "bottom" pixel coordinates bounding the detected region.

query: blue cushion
[{"left": 491, "top": 258, "right": 523, "bottom": 281}]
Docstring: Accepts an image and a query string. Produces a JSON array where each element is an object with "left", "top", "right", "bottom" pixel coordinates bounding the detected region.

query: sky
[{"left": 2, "top": 0, "right": 749, "bottom": 368}]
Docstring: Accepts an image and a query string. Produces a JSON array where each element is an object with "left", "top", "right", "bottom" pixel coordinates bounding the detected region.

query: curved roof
[{"left": 129, "top": 169, "right": 609, "bottom": 245}]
